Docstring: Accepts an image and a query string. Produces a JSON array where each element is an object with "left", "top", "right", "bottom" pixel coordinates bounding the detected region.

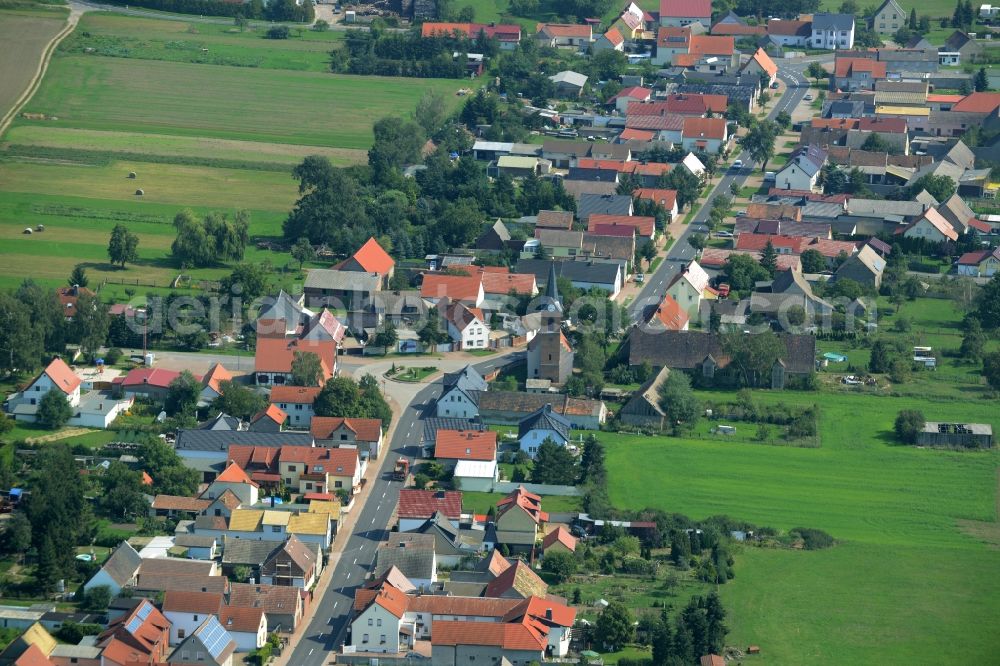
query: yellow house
[
  {"left": 494, "top": 486, "right": 547, "bottom": 553},
  {"left": 871, "top": 0, "right": 905, "bottom": 34}
]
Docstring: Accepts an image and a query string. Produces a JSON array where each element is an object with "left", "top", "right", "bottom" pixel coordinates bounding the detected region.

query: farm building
[
  {"left": 915, "top": 422, "right": 993, "bottom": 448},
  {"left": 620, "top": 367, "right": 671, "bottom": 430}
]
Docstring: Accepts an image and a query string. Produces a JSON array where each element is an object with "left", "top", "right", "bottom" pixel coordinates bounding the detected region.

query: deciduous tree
[
  {"left": 165, "top": 370, "right": 201, "bottom": 416},
  {"left": 107, "top": 224, "right": 140, "bottom": 268},
  {"left": 37, "top": 389, "right": 72, "bottom": 429},
  {"left": 290, "top": 351, "right": 325, "bottom": 387}
]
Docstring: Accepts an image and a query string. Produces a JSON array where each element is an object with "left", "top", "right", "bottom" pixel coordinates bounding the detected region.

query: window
[
  {"left": 305, "top": 483, "right": 313, "bottom": 490},
  {"left": 340, "top": 434, "right": 348, "bottom": 441},
  {"left": 193, "top": 615, "right": 199, "bottom": 621},
  {"left": 368, "top": 618, "right": 374, "bottom": 626},
  {"left": 335, "top": 481, "right": 343, "bottom": 488},
  {"left": 271, "top": 525, "right": 282, "bottom": 532},
  {"left": 178, "top": 629, "right": 186, "bottom": 639},
  {"left": 215, "top": 508, "right": 222, "bottom": 516},
  {"left": 380, "top": 634, "right": 386, "bottom": 644},
  {"left": 377, "top": 618, "right": 382, "bottom": 627},
  {"left": 295, "top": 404, "right": 303, "bottom": 411},
  {"left": 362, "top": 634, "right": 369, "bottom": 643},
  {"left": 285, "top": 478, "right": 293, "bottom": 485},
  {"left": 287, "top": 465, "right": 297, "bottom": 472}
]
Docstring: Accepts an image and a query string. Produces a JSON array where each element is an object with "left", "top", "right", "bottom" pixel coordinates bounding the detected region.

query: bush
[
  {"left": 894, "top": 409, "right": 925, "bottom": 444},
  {"left": 266, "top": 25, "right": 290, "bottom": 39},
  {"left": 104, "top": 347, "right": 123, "bottom": 365},
  {"left": 790, "top": 527, "right": 835, "bottom": 549}
]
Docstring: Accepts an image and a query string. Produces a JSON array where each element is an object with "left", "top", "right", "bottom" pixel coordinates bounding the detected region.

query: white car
[
  {"left": 715, "top": 230, "right": 734, "bottom": 238},
  {"left": 731, "top": 159, "right": 743, "bottom": 170},
  {"left": 804, "top": 93, "right": 814, "bottom": 101}
]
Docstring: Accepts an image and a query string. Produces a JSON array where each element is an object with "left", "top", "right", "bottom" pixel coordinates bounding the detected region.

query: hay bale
[
  {"left": 135, "top": 189, "right": 144, "bottom": 196},
  {"left": 128, "top": 172, "right": 136, "bottom": 179}
]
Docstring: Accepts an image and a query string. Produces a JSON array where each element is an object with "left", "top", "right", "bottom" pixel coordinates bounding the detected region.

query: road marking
[
  {"left": 333, "top": 602, "right": 338, "bottom": 609},
  {"left": 309, "top": 649, "right": 314, "bottom": 656},
  {"left": 353, "top": 557, "right": 357, "bottom": 564},
  {"left": 346, "top": 571, "right": 351, "bottom": 579},
  {"left": 371, "top": 517, "right": 376, "bottom": 524},
  {"left": 382, "top": 491, "right": 386, "bottom": 498}
]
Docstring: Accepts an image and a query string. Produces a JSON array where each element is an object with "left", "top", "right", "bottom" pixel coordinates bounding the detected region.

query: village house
[
  {"left": 534, "top": 22, "right": 592, "bottom": 48},
  {"left": 436, "top": 365, "right": 488, "bottom": 419},
  {"left": 494, "top": 486, "right": 548, "bottom": 553},
  {"left": 517, "top": 404, "right": 571, "bottom": 457},
  {"left": 420, "top": 273, "right": 485, "bottom": 308},
  {"left": 549, "top": 71, "right": 588, "bottom": 98},
  {"left": 665, "top": 260, "right": 714, "bottom": 319},
  {"left": 260, "top": 535, "right": 321, "bottom": 588},
  {"left": 766, "top": 18, "right": 811, "bottom": 47},
  {"left": 871, "top": 0, "right": 905, "bottom": 34},
  {"left": 434, "top": 429, "right": 497, "bottom": 468},
  {"left": 397, "top": 489, "right": 463, "bottom": 531},
  {"left": 420, "top": 22, "right": 522, "bottom": 49},
  {"left": 593, "top": 26, "right": 625, "bottom": 51},
  {"left": 310, "top": 416, "right": 384, "bottom": 459},
  {"left": 901, "top": 207, "right": 959, "bottom": 243},
  {"left": 249, "top": 405, "right": 286, "bottom": 433},
  {"left": 476, "top": 391, "right": 607, "bottom": 430},
  {"left": 957, "top": 247, "right": 1000, "bottom": 276},
  {"left": 84, "top": 541, "right": 142, "bottom": 596},
  {"left": 811, "top": 13, "right": 855, "bottom": 49},
  {"left": 741, "top": 48, "right": 778, "bottom": 86},
  {"left": 774, "top": 145, "right": 828, "bottom": 192},
  {"left": 4, "top": 357, "right": 79, "bottom": 422},
  {"left": 269, "top": 385, "right": 320, "bottom": 429},
  {"left": 97, "top": 599, "right": 172, "bottom": 666},
  {"left": 646, "top": 293, "right": 690, "bottom": 331},
  {"left": 162, "top": 590, "right": 223, "bottom": 645},
  {"left": 167, "top": 616, "right": 237, "bottom": 666},
  {"left": 438, "top": 299, "right": 490, "bottom": 350},
  {"left": 202, "top": 462, "right": 260, "bottom": 505},
  {"left": 833, "top": 57, "right": 887, "bottom": 91},
  {"left": 681, "top": 116, "right": 728, "bottom": 152},
  {"left": 620, "top": 367, "right": 673, "bottom": 430},
  {"left": 198, "top": 363, "right": 232, "bottom": 407},
  {"left": 228, "top": 583, "right": 304, "bottom": 633},
  {"left": 834, "top": 244, "right": 886, "bottom": 288},
  {"left": 542, "top": 526, "right": 578, "bottom": 556},
  {"left": 659, "top": 0, "right": 712, "bottom": 28},
  {"left": 374, "top": 533, "right": 437, "bottom": 590}
]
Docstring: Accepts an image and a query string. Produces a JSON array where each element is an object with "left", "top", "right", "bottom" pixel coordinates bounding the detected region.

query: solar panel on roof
[
  {"left": 126, "top": 616, "right": 142, "bottom": 634},
  {"left": 198, "top": 617, "right": 232, "bottom": 658},
  {"left": 136, "top": 601, "right": 153, "bottom": 620}
]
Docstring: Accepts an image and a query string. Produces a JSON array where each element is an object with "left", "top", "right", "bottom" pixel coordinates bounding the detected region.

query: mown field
[
  {"left": 602, "top": 385, "right": 1000, "bottom": 663},
  {"left": 61, "top": 12, "right": 343, "bottom": 72},
  {"left": 0, "top": 6, "right": 68, "bottom": 120}
]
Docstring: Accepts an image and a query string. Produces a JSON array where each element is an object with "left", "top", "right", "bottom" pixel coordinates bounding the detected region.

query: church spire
[{"left": 543, "top": 261, "right": 562, "bottom": 313}]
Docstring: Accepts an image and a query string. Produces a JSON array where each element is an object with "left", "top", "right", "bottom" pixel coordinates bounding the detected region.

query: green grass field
[
  {"left": 820, "top": 0, "right": 959, "bottom": 17},
  {"left": 602, "top": 387, "right": 1000, "bottom": 663},
  {"left": 0, "top": 7, "right": 68, "bottom": 120},
  {"left": 17, "top": 55, "right": 469, "bottom": 149},
  {"left": 61, "top": 13, "right": 343, "bottom": 72},
  {"left": 461, "top": 491, "right": 583, "bottom": 515}
]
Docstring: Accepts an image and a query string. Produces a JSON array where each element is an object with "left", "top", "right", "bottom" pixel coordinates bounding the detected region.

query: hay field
[
  {"left": 18, "top": 55, "right": 469, "bottom": 149},
  {"left": 603, "top": 390, "right": 1000, "bottom": 664},
  {"left": 0, "top": 7, "right": 68, "bottom": 121}
]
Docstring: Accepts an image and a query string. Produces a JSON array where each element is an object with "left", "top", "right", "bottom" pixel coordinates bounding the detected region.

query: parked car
[
  {"left": 804, "top": 93, "right": 814, "bottom": 101},
  {"left": 715, "top": 230, "right": 734, "bottom": 238},
  {"left": 635, "top": 273, "right": 645, "bottom": 283},
  {"left": 731, "top": 159, "right": 743, "bottom": 170}
]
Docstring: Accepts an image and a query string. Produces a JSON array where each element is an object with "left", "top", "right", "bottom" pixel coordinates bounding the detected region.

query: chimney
[{"left": 546, "top": 608, "right": 553, "bottom": 620}]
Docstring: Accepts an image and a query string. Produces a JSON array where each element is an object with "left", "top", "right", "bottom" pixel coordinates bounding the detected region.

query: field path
[{"left": 0, "top": 4, "right": 82, "bottom": 137}]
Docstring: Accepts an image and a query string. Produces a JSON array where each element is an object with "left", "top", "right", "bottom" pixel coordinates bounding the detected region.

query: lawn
[
  {"left": 820, "top": 0, "right": 959, "bottom": 17},
  {"left": 601, "top": 388, "right": 1000, "bottom": 663},
  {"left": 17, "top": 55, "right": 471, "bottom": 150},
  {"left": 0, "top": 7, "right": 68, "bottom": 122},
  {"left": 461, "top": 491, "right": 583, "bottom": 515},
  {"left": 61, "top": 12, "right": 343, "bottom": 73}
]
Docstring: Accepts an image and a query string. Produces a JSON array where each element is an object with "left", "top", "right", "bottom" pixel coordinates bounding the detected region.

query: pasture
[
  {"left": 17, "top": 55, "right": 470, "bottom": 149},
  {"left": 0, "top": 7, "right": 68, "bottom": 121},
  {"left": 60, "top": 12, "right": 343, "bottom": 72},
  {"left": 602, "top": 389, "right": 1000, "bottom": 663},
  {"left": 820, "top": 0, "right": 961, "bottom": 17}
]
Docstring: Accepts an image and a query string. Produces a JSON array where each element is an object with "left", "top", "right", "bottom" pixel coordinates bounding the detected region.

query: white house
[
  {"left": 810, "top": 13, "right": 855, "bottom": 49},
  {"left": 435, "top": 365, "right": 487, "bottom": 419},
  {"left": 5, "top": 357, "right": 81, "bottom": 423},
  {"left": 270, "top": 385, "right": 320, "bottom": 429},
  {"left": 680, "top": 117, "right": 728, "bottom": 153},
  {"left": 774, "top": 145, "right": 827, "bottom": 193},
  {"left": 441, "top": 300, "right": 490, "bottom": 350},
  {"left": 198, "top": 363, "right": 232, "bottom": 408},
  {"left": 350, "top": 585, "right": 408, "bottom": 654},
  {"left": 83, "top": 541, "right": 141, "bottom": 596},
  {"left": 517, "top": 404, "right": 571, "bottom": 458},
  {"left": 71, "top": 390, "right": 134, "bottom": 429},
  {"left": 162, "top": 590, "right": 223, "bottom": 645},
  {"left": 452, "top": 459, "right": 499, "bottom": 492},
  {"left": 610, "top": 86, "right": 651, "bottom": 113},
  {"left": 903, "top": 208, "right": 959, "bottom": 243},
  {"left": 659, "top": 0, "right": 712, "bottom": 28},
  {"left": 664, "top": 260, "right": 712, "bottom": 319},
  {"left": 219, "top": 607, "right": 267, "bottom": 652},
  {"left": 201, "top": 463, "right": 260, "bottom": 506}
]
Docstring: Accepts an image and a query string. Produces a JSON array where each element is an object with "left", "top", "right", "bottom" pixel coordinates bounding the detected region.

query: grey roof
[
  {"left": 914, "top": 189, "right": 940, "bottom": 207},
  {"left": 847, "top": 199, "right": 929, "bottom": 218},
  {"left": 942, "top": 140, "right": 976, "bottom": 169},
  {"left": 97, "top": 541, "right": 142, "bottom": 587},
  {"left": 423, "top": 417, "right": 485, "bottom": 445},
  {"left": 175, "top": 429, "right": 314, "bottom": 453},
  {"left": 541, "top": 140, "right": 591, "bottom": 157},
  {"left": 567, "top": 167, "right": 619, "bottom": 182},
  {"left": 676, "top": 82, "right": 757, "bottom": 102},
  {"left": 824, "top": 100, "right": 865, "bottom": 118},
  {"left": 628, "top": 330, "right": 817, "bottom": 374},
  {"left": 256, "top": 290, "right": 307, "bottom": 327},
  {"left": 411, "top": 511, "right": 485, "bottom": 555},
  {"left": 782, "top": 145, "right": 827, "bottom": 177},
  {"left": 51, "top": 644, "right": 103, "bottom": 659},
  {"left": 576, "top": 193, "right": 633, "bottom": 221},
  {"left": 442, "top": 365, "right": 488, "bottom": 392},
  {"left": 375, "top": 533, "right": 436, "bottom": 580},
  {"left": 800, "top": 202, "right": 845, "bottom": 219},
  {"left": 589, "top": 143, "right": 632, "bottom": 160},
  {"left": 175, "top": 534, "right": 217, "bottom": 548},
  {"left": 812, "top": 13, "right": 854, "bottom": 31},
  {"left": 200, "top": 413, "right": 243, "bottom": 431},
  {"left": 304, "top": 269, "right": 380, "bottom": 292},
  {"left": 909, "top": 160, "right": 965, "bottom": 185},
  {"left": 221, "top": 539, "right": 277, "bottom": 566},
  {"left": 536, "top": 229, "right": 585, "bottom": 248},
  {"left": 550, "top": 70, "right": 588, "bottom": 87},
  {"left": 517, "top": 404, "right": 571, "bottom": 440},
  {"left": 836, "top": 244, "right": 885, "bottom": 280}
]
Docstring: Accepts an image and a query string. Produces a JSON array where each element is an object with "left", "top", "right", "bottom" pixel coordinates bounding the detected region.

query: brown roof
[
  {"left": 269, "top": 385, "right": 322, "bottom": 404},
  {"left": 229, "top": 583, "right": 302, "bottom": 615},
  {"left": 535, "top": 210, "right": 574, "bottom": 230},
  {"left": 162, "top": 590, "right": 224, "bottom": 615},
  {"left": 767, "top": 18, "right": 811, "bottom": 36},
  {"left": 746, "top": 203, "right": 802, "bottom": 221},
  {"left": 407, "top": 594, "right": 521, "bottom": 617},
  {"left": 542, "top": 526, "right": 577, "bottom": 552},
  {"left": 537, "top": 22, "right": 591, "bottom": 38},
  {"left": 588, "top": 214, "right": 655, "bottom": 237},
  {"left": 484, "top": 560, "right": 549, "bottom": 599},
  {"left": 476, "top": 391, "right": 604, "bottom": 418},
  {"left": 682, "top": 117, "right": 727, "bottom": 140},
  {"left": 219, "top": 606, "right": 265, "bottom": 634},
  {"left": 138, "top": 558, "right": 215, "bottom": 578},
  {"left": 152, "top": 495, "right": 211, "bottom": 512},
  {"left": 310, "top": 416, "right": 382, "bottom": 442}
]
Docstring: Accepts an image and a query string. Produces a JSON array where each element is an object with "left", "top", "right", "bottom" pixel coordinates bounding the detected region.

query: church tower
[{"left": 527, "top": 262, "right": 574, "bottom": 385}]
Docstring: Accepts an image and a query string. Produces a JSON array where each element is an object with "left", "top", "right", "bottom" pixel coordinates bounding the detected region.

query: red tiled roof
[
  {"left": 967, "top": 218, "right": 992, "bottom": 233},
  {"left": 656, "top": 25, "right": 691, "bottom": 48},
  {"left": 699, "top": 248, "right": 801, "bottom": 272},
  {"left": 201, "top": 362, "right": 232, "bottom": 395},
  {"left": 11, "top": 644, "right": 51, "bottom": 666},
  {"left": 420, "top": 273, "right": 482, "bottom": 302},
  {"left": 542, "top": 525, "right": 578, "bottom": 552},
  {"left": 927, "top": 94, "right": 964, "bottom": 103},
  {"left": 55, "top": 285, "right": 95, "bottom": 319},
  {"left": 41, "top": 357, "right": 81, "bottom": 394},
  {"left": 435, "top": 429, "right": 497, "bottom": 462},
  {"left": 619, "top": 128, "right": 655, "bottom": 141},
  {"left": 858, "top": 117, "right": 906, "bottom": 133},
  {"left": 227, "top": 445, "right": 279, "bottom": 470},
  {"left": 452, "top": 266, "right": 537, "bottom": 295},
  {"left": 835, "top": 57, "right": 887, "bottom": 78},
  {"left": 421, "top": 22, "right": 521, "bottom": 40},
  {"left": 519, "top": 596, "right": 576, "bottom": 628},
  {"left": 610, "top": 86, "right": 651, "bottom": 102},
  {"left": 270, "top": 385, "right": 321, "bottom": 404},
  {"left": 589, "top": 223, "right": 635, "bottom": 238},
  {"left": 588, "top": 214, "right": 656, "bottom": 237},
  {"left": 634, "top": 188, "right": 678, "bottom": 209},
  {"left": 397, "top": 489, "right": 462, "bottom": 520},
  {"left": 219, "top": 606, "right": 265, "bottom": 633},
  {"left": 432, "top": 620, "right": 546, "bottom": 651},
  {"left": 347, "top": 237, "right": 394, "bottom": 274},
  {"left": 121, "top": 367, "right": 182, "bottom": 390},
  {"left": 251, "top": 404, "right": 286, "bottom": 426},
  {"left": 536, "top": 22, "right": 591, "bottom": 38},
  {"left": 217, "top": 462, "right": 259, "bottom": 486},
  {"left": 673, "top": 53, "right": 699, "bottom": 67},
  {"left": 497, "top": 485, "right": 547, "bottom": 524},
  {"left": 603, "top": 27, "right": 624, "bottom": 46},
  {"left": 280, "top": 445, "right": 359, "bottom": 477},
  {"left": 952, "top": 92, "right": 1000, "bottom": 113},
  {"left": 748, "top": 47, "right": 777, "bottom": 77},
  {"left": 310, "top": 416, "right": 383, "bottom": 442},
  {"left": 254, "top": 336, "right": 335, "bottom": 378},
  {"left": 687, "top": 34, "right": 734, "bottom": 56},
  {"left": 659, "top": 0, "right": 711, "bottom": 19},
  {"left": 650, "top": 294, "right": 690, "bottom": 330},
  {"left": 735, "top": 234, "right": 809, "bottom": 253},
  {"left": 682, "top": 117, "right": 727, "bottom": 140},
  {"left": 805, "top": 238, "right": 860, "bottom": 258}
]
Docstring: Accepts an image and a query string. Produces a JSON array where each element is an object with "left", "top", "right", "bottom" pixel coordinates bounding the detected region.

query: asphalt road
[
  {"left": 285, "top": 352, "right": 523, "bottom": 666},
  {"left": 628, "top": 61, "right": 813, "bottom": 323}
]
